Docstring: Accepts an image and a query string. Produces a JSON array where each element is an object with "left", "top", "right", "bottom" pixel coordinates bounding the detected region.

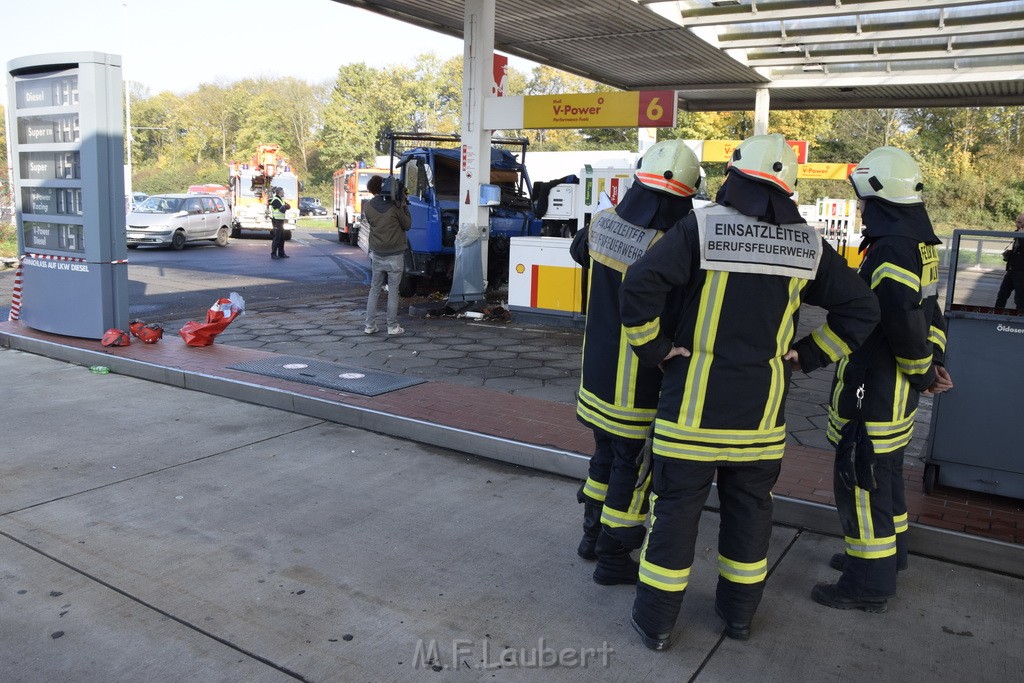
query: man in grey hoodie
[{"left": 363, "top": 175, "right": 412, "bottom": 336}]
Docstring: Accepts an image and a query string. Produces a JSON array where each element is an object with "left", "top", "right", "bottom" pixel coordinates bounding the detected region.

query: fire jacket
[
  {"left": 620, "top": 206, "right": 880, "bottom": 462},
  {"left": 571, "top": 208, "right": 679, "bottom": 440},
  {"left": 827, "top": 235, "right": 947, "bottom": 453}
]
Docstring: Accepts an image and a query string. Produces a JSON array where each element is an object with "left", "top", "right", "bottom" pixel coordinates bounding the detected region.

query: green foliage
[
  {"left": 133, "top": 160, "right": 227, "bottom": 196},
  {"left": 0, "top": 221, "right": 17, "bottom": 258}
]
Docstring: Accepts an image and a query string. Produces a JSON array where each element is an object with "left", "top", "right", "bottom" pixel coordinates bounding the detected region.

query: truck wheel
[
  {"left": 230, "top": 226, "right": 241, "bottom": 238},
  {"left": 214, "top": 227, "right": 229, "bottom": 247},
  {"left": 170, "top": 230, "right": 186, "bottom": 251},
  {"left": 284, "top": 230, "right": 293, "bottom": 241},
  {"left": 127, "top": 244, "right": 139, "bottom": 250},
  {"left": 398, "top": 276, "right": 417, "bottom": 298}
]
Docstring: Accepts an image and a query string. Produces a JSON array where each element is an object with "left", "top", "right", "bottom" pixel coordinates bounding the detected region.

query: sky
[{"left": 1, "top": 0, "right": 538, "bottom": 100}]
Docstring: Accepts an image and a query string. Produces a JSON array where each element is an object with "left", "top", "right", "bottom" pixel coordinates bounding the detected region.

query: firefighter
[
  {"left": 569, "top": 139, "right": 702, "bottom": 586},
  {"left": 813, "top": 146, "right": 953, "bottom": 612},
  {"left": 619, "top": 134, "right": 880, "bottom": 650}
]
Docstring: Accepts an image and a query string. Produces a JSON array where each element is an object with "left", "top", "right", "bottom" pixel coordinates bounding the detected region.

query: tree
[{"left": 316, "top": 63, "right": 387, "bottom": 180}]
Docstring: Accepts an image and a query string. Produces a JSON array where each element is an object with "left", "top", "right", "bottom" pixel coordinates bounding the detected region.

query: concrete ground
[{"left": 2, "top": 350, "right": 1021, "bottom": 682}]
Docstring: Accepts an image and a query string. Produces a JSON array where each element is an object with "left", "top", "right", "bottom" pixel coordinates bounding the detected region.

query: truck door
[{"left": 402, "top": 158, "right": 439, "bottom": 256}]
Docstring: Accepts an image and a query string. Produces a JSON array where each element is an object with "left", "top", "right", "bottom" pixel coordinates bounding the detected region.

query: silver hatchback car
[{"left": 127, "top": 194, "right": 233, "bottom": 250}]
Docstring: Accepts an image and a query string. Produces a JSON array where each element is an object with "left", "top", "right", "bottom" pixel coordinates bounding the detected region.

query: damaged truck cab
[{"left": 386, "top": 133, "right": 542, "bottom": 296}]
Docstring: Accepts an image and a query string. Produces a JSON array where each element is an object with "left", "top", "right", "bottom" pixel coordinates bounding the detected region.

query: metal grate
[{"left": 228, "top": 356, "right": 424, "bottom": 396}]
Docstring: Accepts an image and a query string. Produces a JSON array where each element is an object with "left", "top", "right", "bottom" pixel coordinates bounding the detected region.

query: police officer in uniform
[
  {"left": 269, "top": 186, "right": 290, "bottom": 259},
  {"left": 813, "top": 146, "right": 953, "bottom": 612},
  {"left": 619, "top": 134, "right": 880, "bottom": 650},
  {"left": 570, "top": 140, "right": 702, "bottom": 586}
]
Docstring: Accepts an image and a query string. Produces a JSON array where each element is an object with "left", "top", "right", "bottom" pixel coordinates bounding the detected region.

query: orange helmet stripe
[{"left": 635, "top": 171, "right": 695, "bottom": 197}]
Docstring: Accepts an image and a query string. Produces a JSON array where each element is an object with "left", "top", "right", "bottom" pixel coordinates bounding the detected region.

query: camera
[{"left": 380, "top": 175, "right": 405, "bottom": 203}]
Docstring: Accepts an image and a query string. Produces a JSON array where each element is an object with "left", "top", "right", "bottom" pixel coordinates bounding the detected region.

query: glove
[{"left": 835, "top": 418, "right": 877, "bottom": 492}]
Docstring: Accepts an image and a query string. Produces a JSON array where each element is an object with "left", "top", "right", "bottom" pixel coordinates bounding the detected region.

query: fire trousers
[
  {"left": 578, "top": 430, "right": 650, "bottom": 547},
  {"left": 633, "top": 457, "right": 780, "bottom": 632},
  {"left": 833, "top": 447, "right": 908, "bottom": 598}
]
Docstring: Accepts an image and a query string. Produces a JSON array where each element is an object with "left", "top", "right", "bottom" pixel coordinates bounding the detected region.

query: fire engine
[
  {"left": 332, "top": 166, "right": 390, "bottom": 245},
  {"left": 228, "top": 144, "right": 300, "bottom": 239}
]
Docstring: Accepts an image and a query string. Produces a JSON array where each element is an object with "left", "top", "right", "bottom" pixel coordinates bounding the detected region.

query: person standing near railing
[{"left": 995, "top": 212, "right": 1024, "bottom": 310}]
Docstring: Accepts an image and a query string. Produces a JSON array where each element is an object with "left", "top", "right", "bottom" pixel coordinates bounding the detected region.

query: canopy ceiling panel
[{"left": 333, "top": 0, "right": 1024, "bottom": 110}]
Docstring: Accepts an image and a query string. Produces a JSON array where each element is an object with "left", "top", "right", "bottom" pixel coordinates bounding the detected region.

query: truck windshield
[
  {"left": 274, "top": 176, "right": 298, "bottom": 197},
  {"left": 357, "top": 172, "right": 376, "bottom": 192}
]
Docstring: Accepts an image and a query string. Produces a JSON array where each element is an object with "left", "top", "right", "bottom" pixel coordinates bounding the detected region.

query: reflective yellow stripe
[
  {"left": 761, "top": 280, "right": 802, "bottom": 431},
  {"left": 871, "top": 262, "right": 920, "bottom": 292},
  {"left": 855, "top": 486, "right": 874, "bottom": 541},
  {"left": 654, "top": 420, "right": 787, "bottom": 462},
  {"left": 638, "top": 562, "right": 690, "bottom": 592},
  {"left": 582, "top": 478, "right": 608, "bottom": 502},
  {"left": 929, "top": 325, "right": 946, "bottom": 351},
  {"left": 601, "top": 505, "right": 646, "bottom": 528},
  {"left": 625, "top": 319, "right": 660, "bottom": 346},
  {"left": 894, "top": 512, "right": 908, "bottom": 534},
  {"left": 811, "top": 323, "right": 853, "bottom": 362},
  {"left": 845, "top": 534, "right": 897, "bottom": 559},
  {"left": 616, "top": 328, "right": 639, "bottom": 408},
  {"left": 576, "top": 387, "right": 655, "bottom": 440},
  {"left": 718, "top": 555, "right": 768, "bottom": 584},
  {"left": 896, "top": 355, "right": 932, "bottom": 375},
  {"left": 682, "top": 271, "right": 727, "bottom": 428}
]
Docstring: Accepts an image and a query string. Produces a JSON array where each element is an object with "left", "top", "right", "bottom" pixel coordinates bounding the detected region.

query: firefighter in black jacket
[
  {"left": 813, "top": 146, "right": 953, "bottom": 612},
  {"left": 619, "top": 134, "right": 880, "bottom": 650},
  {"left": 570, "top": 140, "right": 702, "bottom": 586}
]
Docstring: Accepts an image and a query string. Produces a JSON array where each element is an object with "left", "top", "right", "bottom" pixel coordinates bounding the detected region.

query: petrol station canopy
[{"left": 332, "top": 0, "right": 1024, "bottom": 111}]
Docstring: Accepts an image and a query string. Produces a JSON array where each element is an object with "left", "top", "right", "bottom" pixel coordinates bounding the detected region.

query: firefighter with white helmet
[
  {"left": 813, "top": 146, "right": 952, "bottom": 612},
  {"left": 619, "top": 133, "right": 880, "bottom": 649},
  {"left": 569, "top": 139, "right": 701, "bottom": 587}
]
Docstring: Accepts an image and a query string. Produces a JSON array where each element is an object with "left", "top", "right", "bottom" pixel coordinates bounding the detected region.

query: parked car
[
  {"left": 126, "top": 194, "right": 232, "bottom": 250},
  {"left": 299, "top": 196, "right": 328, "bottom": 216}
]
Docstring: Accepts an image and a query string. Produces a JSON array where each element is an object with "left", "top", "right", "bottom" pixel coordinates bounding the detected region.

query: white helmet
[
  {"left": 727, "top": 133, "right": 798, "bottom": 195},
  {"left": 635, "top": 140, "right": 702, "bottom": 198},
  {"left": 849, "top": 146, "right": 924, "bottom": 205}
]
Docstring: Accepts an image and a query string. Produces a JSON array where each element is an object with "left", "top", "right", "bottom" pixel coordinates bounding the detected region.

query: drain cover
[{"left": 228, "top": 356, "right": 424, "bottom": 396}]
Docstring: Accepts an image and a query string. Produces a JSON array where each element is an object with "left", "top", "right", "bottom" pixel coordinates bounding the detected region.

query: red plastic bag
[{"left": 179, "top": 294, "right": 244, "bottom": 347}]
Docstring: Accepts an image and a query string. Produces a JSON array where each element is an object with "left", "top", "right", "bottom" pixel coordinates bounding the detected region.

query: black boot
[
  {"left": 631, "top": 585, "right": 682, "bottom": 651},
  {"left": 592, "top": 529, "right": 640, "bottom": 585},
  {"left": 577, "top": 500, "right": 602, "bottom": 561},
  {"left": 811, "top": 583, "right": 888, "bottom": 613}
]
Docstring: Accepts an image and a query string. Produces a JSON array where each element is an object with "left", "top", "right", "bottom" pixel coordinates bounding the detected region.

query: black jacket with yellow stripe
[
  {"left": 826, "top": 234, "right": 947, "bottom": 453},
  {"left": 619, "top": 210, "right": 879, "bottom": 463},
  {"left": 571, "top": 208, "right": 683, "bottom": 440}
]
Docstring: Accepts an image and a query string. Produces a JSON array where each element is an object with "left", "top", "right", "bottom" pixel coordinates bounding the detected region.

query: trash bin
[{"left": 923, "top": 229, "right": 1024, "bottom": 499}]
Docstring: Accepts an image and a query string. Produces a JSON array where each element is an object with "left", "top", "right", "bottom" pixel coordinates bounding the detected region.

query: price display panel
[
  {"left": 10, "top": 70, "right": 85, "bottom": 253},
  {"left": 7, "top": 52, "right": 128, "bottom": 338}
]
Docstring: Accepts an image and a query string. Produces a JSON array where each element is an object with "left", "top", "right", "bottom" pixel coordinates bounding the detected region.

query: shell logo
[{"left": 515, "top": 263, "right": 526, "bottom": 274}]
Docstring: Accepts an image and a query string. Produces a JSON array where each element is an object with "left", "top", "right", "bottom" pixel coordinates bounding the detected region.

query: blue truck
[{"left": 384, "top": 132, "right": 543, "bottom": 296}]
